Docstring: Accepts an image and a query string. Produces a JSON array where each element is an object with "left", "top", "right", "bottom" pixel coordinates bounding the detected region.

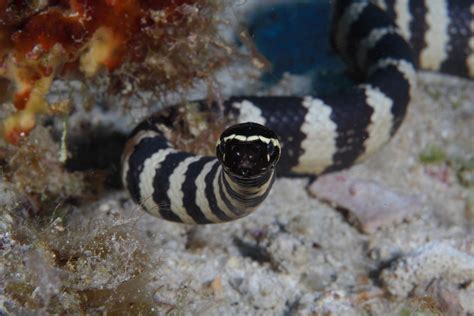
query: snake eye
[
  {"left": 267, "top": 142, "right": 275, "bottom": 156},
  {"left": 218, "top": 142, "right": 226, "bottom": 154},
  {"left": 216, "top": 140, "right": 227, "bottom": 162}
]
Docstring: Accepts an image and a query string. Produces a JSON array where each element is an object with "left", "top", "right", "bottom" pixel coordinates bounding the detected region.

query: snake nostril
[
  {"left": 239, "top": 159, "right": 253, "bottom": 169},
  {"left": 240, "top": 168, "right": 250, "bottom": 176}
]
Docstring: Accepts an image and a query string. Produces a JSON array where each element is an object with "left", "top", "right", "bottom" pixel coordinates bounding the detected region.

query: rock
[
  {"left": 295, "top": 291, "right": 362, "bottom": 316},
  {"left": 380, "top": 242, "right": 474, "bottom": 299},
  {"left": 424, "top": 279, "right": 464, "bottom": 315},
  {"left": 309, "top": 174, "right": 423, "bottom": 233},
  {"left": 236, "top": 271, "right": 291, "bottom": 309}
]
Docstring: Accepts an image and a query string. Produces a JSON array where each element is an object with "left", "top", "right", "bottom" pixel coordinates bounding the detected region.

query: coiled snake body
[{"left": 122, "top": 0, "right": 474, "bottom": 224}]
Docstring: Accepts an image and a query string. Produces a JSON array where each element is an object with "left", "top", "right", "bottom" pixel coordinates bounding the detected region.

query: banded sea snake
[{"left": 122, "top": 0, "right": 474, "bottom": 224}]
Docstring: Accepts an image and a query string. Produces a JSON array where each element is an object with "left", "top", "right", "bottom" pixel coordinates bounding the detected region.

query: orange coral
[{"left": 1, "top": 0, "right": 217, "bottom": 145}]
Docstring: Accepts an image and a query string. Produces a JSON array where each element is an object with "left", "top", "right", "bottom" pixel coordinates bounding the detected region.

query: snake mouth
[
  {"left": 237, "top": 159, "right": 256, "bottom": 174},
  {"left": 222, "top": 164, "right": 264, "bottom": 179}
]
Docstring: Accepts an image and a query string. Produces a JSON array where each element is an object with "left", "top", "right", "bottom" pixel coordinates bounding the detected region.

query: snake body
[{"left": 122, "top": 0, "right": 474, "bottom": 224}]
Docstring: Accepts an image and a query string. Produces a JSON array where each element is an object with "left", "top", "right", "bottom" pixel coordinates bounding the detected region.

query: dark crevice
[
  {"left": 283, "top": 297, "right": 301, "bottom": 316},
  {"left": 233, "top": 236, "right": 272, "bottom": 264},
  {"left": 368, "top": 254, "right": 403, "bottom": 288},
  {"left": 233, "top": 236, "right": 282, "bottom": 272},
  {"left": 65, "top": 126, "right": 127, "bottom": 190}
]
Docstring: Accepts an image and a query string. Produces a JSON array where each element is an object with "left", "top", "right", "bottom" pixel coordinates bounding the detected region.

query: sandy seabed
[
  {"left": 99, "top": 72, "right": 474, "bottom": 315},
  {"left": 3, "top": 69, "right": 469, "bottom": 315},
  {"left": 1, "top": 1, "right": 473, "bottom": 314}
]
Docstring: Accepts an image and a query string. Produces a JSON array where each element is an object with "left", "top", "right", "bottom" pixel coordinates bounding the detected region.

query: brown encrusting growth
[
  {"left": 1, "top": 210, "right": 155, "bottom": 314},
  {"left": 0, "top": 0, "right": 231, "bottom": 144},
  {"left": 0, "top": 126, "right": 85, "bottom": 213}
]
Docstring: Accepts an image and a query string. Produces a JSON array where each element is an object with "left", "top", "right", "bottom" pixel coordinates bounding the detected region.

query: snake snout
[
  {"left": 217, "top": 122, "right": 281, "bottom": 179},
  {"left": 237, "top": 158, "right": 256, "bottom": 175}
]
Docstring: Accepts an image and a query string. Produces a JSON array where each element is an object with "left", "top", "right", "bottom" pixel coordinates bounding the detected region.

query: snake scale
[{"left": 122, "top": 0, "right": 474, "bottom": 224}]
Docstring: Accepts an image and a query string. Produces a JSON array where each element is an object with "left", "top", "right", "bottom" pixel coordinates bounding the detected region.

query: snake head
[{"left": 216, "top": 122, "right": 281, "bottom": 178}]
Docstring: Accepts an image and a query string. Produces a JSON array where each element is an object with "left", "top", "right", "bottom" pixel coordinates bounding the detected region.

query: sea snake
[{"left": 122, "top": 0, "right": 474, "bottom": 224}]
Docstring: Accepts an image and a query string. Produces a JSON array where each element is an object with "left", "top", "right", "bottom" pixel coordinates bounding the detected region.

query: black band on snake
[{"left": 122, "top": 0, "right": 474, "bottom": 224}]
